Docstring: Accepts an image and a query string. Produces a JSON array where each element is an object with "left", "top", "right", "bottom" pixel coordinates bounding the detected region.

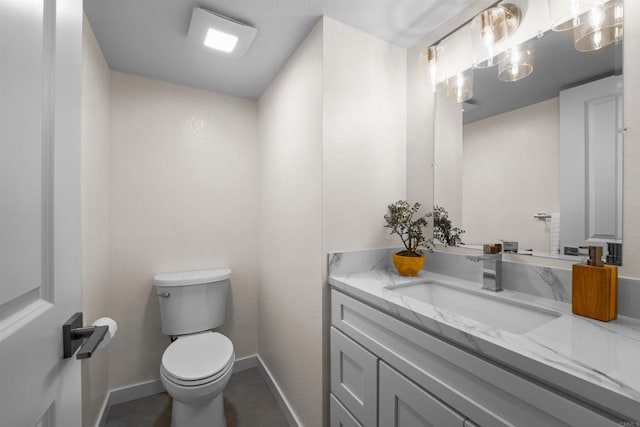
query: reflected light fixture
[
  {"left": 474, "top": 53, "right": 501, "bottom": 69},
  {"left": 188, "top": 8, "right": 257, "bottom": 57},
  {"left": 574, "top": 0, "right": 623, "bottom": 52},
  {"left": 548, "top": 0, "right": 603, "bottom": 32},
  {"left": 549, "top": 0, "right": 623, "bottom": 52},
  {"left": 446, "top": 69, "right": 474, "bottom": 103},
  {"left": 498, "top": 42, "right": 534, "bottom": 82}
]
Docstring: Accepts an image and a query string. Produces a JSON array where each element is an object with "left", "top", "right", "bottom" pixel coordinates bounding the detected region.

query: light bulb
[{"left": 574, "top": 0, "right": 623, "bottom": 52}]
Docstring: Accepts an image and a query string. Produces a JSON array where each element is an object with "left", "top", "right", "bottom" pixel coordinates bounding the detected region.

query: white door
[
  {"left": 559, "top": 75, "right": 623, "bottom": 254},
  {"left": 0, "top": 0, "right": 83, "bottom": 426}
]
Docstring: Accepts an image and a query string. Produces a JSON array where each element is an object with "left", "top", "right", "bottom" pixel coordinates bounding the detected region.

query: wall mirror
[{"left": 432, "top": 0, "right": 624, "bottom": 263}]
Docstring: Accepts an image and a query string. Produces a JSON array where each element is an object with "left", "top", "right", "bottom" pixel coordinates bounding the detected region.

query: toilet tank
[{"left": 153, "top": 268, "right": 231, "bottom": 336}]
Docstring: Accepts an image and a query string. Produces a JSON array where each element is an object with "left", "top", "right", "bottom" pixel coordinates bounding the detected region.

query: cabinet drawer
[
  {"left": 332, "top": 289, "right": 620, "bottom": 427},
  {"left": 379, "top": 362, "right": 465, "bottom": 427},
  {"left": 331, "top": 326, "right": 378, "bottom": 427},
  {"left": 331, "top": 393, "right": 363, "bottom": 427}
]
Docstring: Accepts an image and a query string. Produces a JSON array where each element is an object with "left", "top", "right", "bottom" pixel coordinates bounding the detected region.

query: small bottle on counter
[{"left": 572, "top": 246, "right": 617, "bottom": 322}]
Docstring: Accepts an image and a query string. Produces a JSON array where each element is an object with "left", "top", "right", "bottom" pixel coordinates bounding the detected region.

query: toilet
[{"left": 153, "top": 268, "right": 235, "bottom": 427}]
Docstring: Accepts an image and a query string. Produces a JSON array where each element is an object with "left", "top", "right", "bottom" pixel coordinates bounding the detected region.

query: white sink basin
[{"left": 385, "top": 281, "right": 560, "bottom": 334}]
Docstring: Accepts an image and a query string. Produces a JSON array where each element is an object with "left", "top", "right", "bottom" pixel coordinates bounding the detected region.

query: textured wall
[
  {"left": 81, "top": 15, "right": 111, "bottom": 427},
  {"left": 622, "top": 0, "right": 640, "bottom": 278},
  {"left": 258, "top": 20, "right": 324, "bottom": 427},
  {"left": 406, "top": 33, "right": 436, "bottom": 231},
  {"left": 462, "top": 98, "right": 560, "bottom": 252},
  {"left": 322, "top": 17, "right": 407, "bottom": 253},
  {"left": 405, "top": 0, "right": 497, "bottom": 233},
  {"left": 258, "top": 19, "right": 408, "bottom": 426},
  {"left": 321, "top": 17, "right": 407, "bottom": 424},
  {"left": 108, "top": 72, "right": 259, "bottom": 390},
  {"left": 433, "top": 89, "right": 463, "bottom": 229}
]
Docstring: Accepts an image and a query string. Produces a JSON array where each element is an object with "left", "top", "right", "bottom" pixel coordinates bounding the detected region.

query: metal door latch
[{"left": 62, "top": 312, "right": 108, "bottom": 359}]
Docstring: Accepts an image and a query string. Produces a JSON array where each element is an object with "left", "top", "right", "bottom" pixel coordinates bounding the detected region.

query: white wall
[
  {"left": 406, "top": 0, "right": 496, "bottom": 232},
  {"left": 108, "top": 72, "right": 259, "bottom": 389},
  {"left": 321, "top": 17, "right": 407, "bottom": 425},
  {"left": 322, "top": 17, "right": 407, "bottom": 252},
  {"left": 434, "top": 89, "right": 463, "bottom": 228},
  {"left": 258, "top": 20, "right": 324, "bottom": 427},
  {"left": 623, "top": 0, "right": 640, "bottom": 277},
  {"left": 257, "top": 17, "right": 407, "bottom": 426},
  {"left": 406, "top": 49, "right": 435, "bottom": 229},
  {"left": 81, "top": 15, "right": 111, "bottom": 427},
  {"left": 462, "top": 98, "right": 560, "bottom": 252}
]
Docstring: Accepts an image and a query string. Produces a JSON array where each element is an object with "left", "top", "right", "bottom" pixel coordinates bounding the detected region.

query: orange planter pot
[{"left": 392, "top": 253, "right": 425, "bottom": 277}]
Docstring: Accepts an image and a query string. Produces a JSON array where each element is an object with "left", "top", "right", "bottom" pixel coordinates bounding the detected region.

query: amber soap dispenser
[{"left": 572, "top": 246, "right": 617, "bottom": 322}]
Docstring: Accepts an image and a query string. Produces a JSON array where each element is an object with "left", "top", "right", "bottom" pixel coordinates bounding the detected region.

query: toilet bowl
[
  {"left": 153, "top": 268, "right": 235, "bottom": 427},
  {"left": 160, "top": 331, "right": 235, "bottom": 426}
]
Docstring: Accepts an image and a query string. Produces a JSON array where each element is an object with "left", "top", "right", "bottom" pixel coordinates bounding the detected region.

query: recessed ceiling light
[
  {"left": 188, "top": 8, "right": 257, "bottom": 58},
  {"left": 204, "top": 28, "right": 239, "bottom": 53}
]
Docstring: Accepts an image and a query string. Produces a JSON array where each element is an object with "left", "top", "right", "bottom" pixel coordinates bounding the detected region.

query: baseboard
[
  {"left": 97, "top": 354, "right": 258, "bottom": 426},
  {"left": 257, "top": 355, "right": 302, "bottom": 427},
  {"left": 233, "top": 353, "right": 258, "bottom": 372},
  {"left": 95, "top": 379, "right": 163, "bottom": 427},
  {"left": 108, "top": 379, "right": 166, "bottom": 407},
  {"left": 94, "top": 393, "right": 110, "bottom": 427}
]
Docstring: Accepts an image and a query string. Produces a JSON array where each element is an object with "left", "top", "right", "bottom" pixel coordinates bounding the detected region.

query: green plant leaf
[{"left": 383, "top": 200, "right": 434, "bottom": 255}]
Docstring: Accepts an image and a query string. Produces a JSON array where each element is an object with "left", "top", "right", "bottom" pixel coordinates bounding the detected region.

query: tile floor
[{"left": 104, "top": 368, "right": 289, "bottom": 427}]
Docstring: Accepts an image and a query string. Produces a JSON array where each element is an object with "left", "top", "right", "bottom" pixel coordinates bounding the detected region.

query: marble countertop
[{"left": 329, "top": 269, "right": 640, "bottom": 421}]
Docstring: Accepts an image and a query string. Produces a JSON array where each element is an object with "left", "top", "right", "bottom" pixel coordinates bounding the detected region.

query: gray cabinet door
[
  {"left": 331, "top": 327, "right": 378, "bottom": 426},
  {"left": 379, "top": 362, "right": 465, "bottom": 427},
  {"left": 331, "top": 393, "right": 363, "bottom": 427}
]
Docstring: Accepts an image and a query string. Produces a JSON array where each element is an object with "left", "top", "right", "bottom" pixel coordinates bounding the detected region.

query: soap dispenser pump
[{"left": 572, "top": 246, "right": 617, "bottom": 321}]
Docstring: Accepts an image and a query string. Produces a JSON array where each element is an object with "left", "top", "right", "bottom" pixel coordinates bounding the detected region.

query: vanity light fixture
[
  {"left": 421, "top": 45, "right": 444, "bottom": 91},
  {"left": 471, "top": 3, "right": 521, "bottom": 68},
  {"left": 188, "top": 7, "right": 257, "bottom": 57},
  {"left": 498, "top": 42, "right": 534, "bottom": 82},
  {"left": 574, "top": 0, "right": 623, "bottom": 52},
  {"left": 446, "top": 69, "right": 474, "bottom": 103},
  {"left": 548, "top": 0, "right": 604, "bottom": 32},
  {"left": 548, "top": 0, "right": 623, "bottom": 52}
]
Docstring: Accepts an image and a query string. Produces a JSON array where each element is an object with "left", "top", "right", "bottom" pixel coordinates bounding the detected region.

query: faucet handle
[
  {"left": 466, "top": 253, "right": 502, "bottom": 262},
  {"left": 483, "top": 243, "right": 502, "bottom": 254}
]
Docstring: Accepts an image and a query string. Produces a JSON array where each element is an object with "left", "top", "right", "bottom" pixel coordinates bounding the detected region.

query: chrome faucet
[{"left": 466, "top": 253, "right": 503, "bottom": 292}]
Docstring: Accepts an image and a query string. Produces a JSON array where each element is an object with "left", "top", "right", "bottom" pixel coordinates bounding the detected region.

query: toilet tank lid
[{"left": 153, "top": 268, "right": 231, "bottom": 287}]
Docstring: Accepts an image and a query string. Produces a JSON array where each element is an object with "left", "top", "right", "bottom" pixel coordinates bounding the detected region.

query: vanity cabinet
[
  {"left": 330, "top": 325, "right": 468, "bottom": 427},
  {"left": 330, "top": 394, "right": 362, "bottom": 427},
  {"left": 379, "top": 362, "right": 465, "bottom": 426},
  {"left": 330, "top": 327, "right": 377, "bottom": 427},
  {"left": 330, "top": 289, "right": 622, "bottom": 427}
]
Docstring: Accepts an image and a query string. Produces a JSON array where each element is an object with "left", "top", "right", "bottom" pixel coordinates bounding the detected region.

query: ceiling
[{"left": 83, "top": 0, "right": 473, "bottom": 100}]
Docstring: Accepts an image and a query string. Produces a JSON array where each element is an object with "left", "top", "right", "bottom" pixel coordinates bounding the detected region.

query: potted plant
[
  {"left": 433, "top": 205, "right": 465, "bottom": 246},
  {"left": 384, "top": 200, "right": 434, "bottom": 276}
]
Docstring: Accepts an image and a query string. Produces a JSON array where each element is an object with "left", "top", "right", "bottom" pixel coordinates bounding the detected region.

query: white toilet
[{"left": 153, "top": 268, "right": 235, "bottom": 427}]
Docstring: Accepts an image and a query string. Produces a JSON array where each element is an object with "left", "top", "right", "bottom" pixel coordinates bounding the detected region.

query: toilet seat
[{"left": 162, "top": 332, "right": 234, "bottom": 387}]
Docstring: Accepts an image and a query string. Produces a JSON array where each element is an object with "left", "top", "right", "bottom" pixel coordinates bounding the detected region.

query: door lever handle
[{"left": 62, "top": 312, "right": 109, "bottom": 359}]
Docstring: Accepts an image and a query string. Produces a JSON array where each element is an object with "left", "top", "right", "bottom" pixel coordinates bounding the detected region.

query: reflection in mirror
[{"left": 434, "top": 25, "right": 623, "bottom": 263}]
